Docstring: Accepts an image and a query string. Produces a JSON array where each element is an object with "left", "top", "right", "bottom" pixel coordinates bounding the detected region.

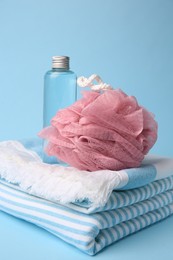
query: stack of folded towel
[{"left": 0, "top": 139, "right": 173, "bottom": 255}]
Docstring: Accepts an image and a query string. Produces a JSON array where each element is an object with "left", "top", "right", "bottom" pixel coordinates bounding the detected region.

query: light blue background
[
  {"left": 0, "top": 0, "right": 173, "bottom": 259},
  {"left": 0, "top": 0, "right": 173, "bottom": 156}
]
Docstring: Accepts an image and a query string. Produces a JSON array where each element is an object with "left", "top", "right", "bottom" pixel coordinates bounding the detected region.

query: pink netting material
[{"left": 39, "top": 89, "right": 158, "bottom": 171}]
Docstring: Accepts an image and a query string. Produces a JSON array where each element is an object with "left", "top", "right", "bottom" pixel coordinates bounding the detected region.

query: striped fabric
[
  {"left": 0, "top": 177, "right": 173, "bottom": 255},
  {"left": 71, "top": 176, "right": 173, "bottom": 213},
  {"left": 0, "top": 139, "right": 173, "bottom": 255}
]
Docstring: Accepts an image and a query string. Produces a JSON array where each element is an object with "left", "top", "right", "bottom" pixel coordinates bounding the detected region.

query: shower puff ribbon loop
[{"left": 77, "top": 74, "right": 113, "bottom": 91}]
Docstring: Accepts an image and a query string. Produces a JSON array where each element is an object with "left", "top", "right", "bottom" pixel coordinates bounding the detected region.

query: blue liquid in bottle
[{"left": 43, "top": 56, "right": 77, "bottom": 164}]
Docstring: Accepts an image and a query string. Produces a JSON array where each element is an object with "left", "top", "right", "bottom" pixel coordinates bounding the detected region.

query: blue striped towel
[{"left": 0, "top": 139, "right": 173, "bottom": 255}]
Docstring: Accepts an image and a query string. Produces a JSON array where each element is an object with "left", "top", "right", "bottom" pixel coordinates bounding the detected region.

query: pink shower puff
[{"left": 39, "top": 89, "right": 158, "bottom": 171}]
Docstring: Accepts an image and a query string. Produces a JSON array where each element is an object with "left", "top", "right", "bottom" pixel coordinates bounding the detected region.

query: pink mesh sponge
[{"left": 39, "top": 89, "right": 158, "bottom": 171}]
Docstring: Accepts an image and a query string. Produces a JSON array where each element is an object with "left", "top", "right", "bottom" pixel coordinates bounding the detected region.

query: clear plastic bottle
[{"left": 43, "top": 56, "right": 77, "bottom": 163}]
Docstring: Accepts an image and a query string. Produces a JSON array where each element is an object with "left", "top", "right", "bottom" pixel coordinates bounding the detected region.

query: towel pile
[{"left": 0, "top": 139, "right": 173, "bottom": 255}]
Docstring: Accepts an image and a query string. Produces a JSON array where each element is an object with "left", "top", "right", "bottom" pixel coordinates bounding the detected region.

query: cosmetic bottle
[{"left": 43, "top": 56, "right": 77, "bottom": 163}]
